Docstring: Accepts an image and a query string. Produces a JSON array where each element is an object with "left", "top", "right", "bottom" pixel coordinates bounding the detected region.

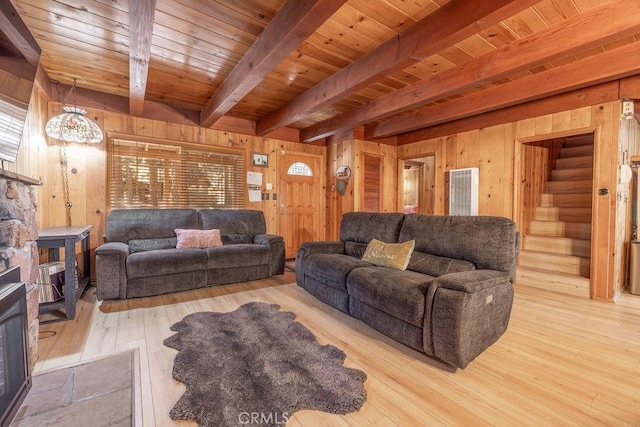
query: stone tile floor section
[{"left": 11, "top": 350, "right": 136, "bottom": 427}]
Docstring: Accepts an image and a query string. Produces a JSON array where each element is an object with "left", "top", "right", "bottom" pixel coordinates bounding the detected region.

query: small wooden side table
[{"left": 36, "top": 225, "right": 93, "bottom": 323}]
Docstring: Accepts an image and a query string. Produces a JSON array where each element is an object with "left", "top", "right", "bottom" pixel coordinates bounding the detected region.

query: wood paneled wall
[
  {"left": 12, "top": 84, "right": 634, "bottom": 300},
  {"left": 397, "top": 102, "right": 624, "bottom": 300},
  {"left": 397, "top": 125, "right": 516, "bottom": 217},
  {"left": 18, "top": 85, "right": 324, "bottom": 277},
  {"left": 325, "top": 139, "right": 397, "bottom": 240}
]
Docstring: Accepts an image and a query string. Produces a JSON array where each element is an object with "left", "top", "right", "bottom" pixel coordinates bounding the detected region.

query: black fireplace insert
[{"left": 0, "top": 266, "right": 30, "bottom": 426}]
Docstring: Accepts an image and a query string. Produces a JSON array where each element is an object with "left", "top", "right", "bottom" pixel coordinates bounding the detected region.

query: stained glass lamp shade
[
  {"left": 45, "top": 79, "right": 103, "bottom": 143},
  {"left": 45, "top": 106, "right": 103, "bottom": 143}
]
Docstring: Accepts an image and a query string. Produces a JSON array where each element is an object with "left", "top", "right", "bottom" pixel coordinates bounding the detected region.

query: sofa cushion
[
  {"left": 205, "top": 244, "right": 269, "bottom": 269},
  {"left": 106, "top": 208, "right": 199, "bottom": 243},
  {"left": 126, "top": 248, "right": 206, "bottom": 279},
  {"left": 347, "top": 266, "right": 434, "bottom": 327},
  {"left": 304, "top": 253, "right": 370, "bottom": 292},
  {"left": 340, "top": 212, "right": 405, "bottom": 257},
  {"left": 221, "top": 234, "right": 253, "bottom": 245},
  {"left": 344, "top": 241, "right": 367, "bottom": 258},
  {"left": 399, "top": 214, "right": 518, "bottom": 273},
  {"left": 128, "top": 237, "right": 177, "bottom": 253},
  {"left": 362, "top": 239, "right": 415, "bottom": 271},
  {"left": 199, "top": 209, "right": 266, "bottom": 234},
  {"left": 175, "top": 228, "right": 222, "bottom": 248},
  {"left": 407, "top": 251, "right": 476, "bottom": 277}
]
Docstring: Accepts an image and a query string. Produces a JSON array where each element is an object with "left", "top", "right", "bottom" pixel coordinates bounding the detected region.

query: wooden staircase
[{"left": 516, "top": 140, "right": 593, "bottom": 298}]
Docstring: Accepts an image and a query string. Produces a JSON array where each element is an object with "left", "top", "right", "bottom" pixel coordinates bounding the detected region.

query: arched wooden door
[{"left": 278, "top": 151, "right": 325, "bottom": 259}]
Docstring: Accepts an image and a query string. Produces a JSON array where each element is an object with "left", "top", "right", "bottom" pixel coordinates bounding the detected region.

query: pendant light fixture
[{"left": 45, "top": 78, "right": 103, "bottom": 143}]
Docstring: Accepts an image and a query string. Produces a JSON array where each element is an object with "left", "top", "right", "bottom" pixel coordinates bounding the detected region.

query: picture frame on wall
[{"left": 252, "top": 152, "right": 268, "bottom": 167}]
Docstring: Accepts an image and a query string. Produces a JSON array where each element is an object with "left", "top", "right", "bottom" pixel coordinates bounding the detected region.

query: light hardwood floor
[{"left": 35, "top": 272, "right": 640, "bottom": 426}]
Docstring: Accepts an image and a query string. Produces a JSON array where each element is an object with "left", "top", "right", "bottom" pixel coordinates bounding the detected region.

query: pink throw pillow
[{"left": 175, "top": 228, "right": 223, "bottom": 248}]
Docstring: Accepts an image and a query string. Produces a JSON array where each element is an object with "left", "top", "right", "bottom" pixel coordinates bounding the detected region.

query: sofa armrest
[
  {"left": 95, "top": 242, "right": 130, "bottom": 300},
  {"left": 295, "top": 241, "right": 344, "bottom": 287},
  {"left": 433, "top": 269, "right": 511, "bottom": 293},
  {"left": 425, "top": 269, "right": 514, "bottom": 369},
  {"left": 254, "top": 234, "right": 285, "bottom": 275}
]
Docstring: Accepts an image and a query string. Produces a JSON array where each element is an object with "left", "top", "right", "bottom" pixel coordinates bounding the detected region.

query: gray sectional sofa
[
  {"left": 295, "top": 212, "right": 519, "bottom": 369},
  {"left": 96, "top": 208, "right": 285, "bottom": 300}
]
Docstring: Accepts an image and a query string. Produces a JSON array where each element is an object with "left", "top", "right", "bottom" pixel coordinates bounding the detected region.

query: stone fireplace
[{"left": 0, "top": 174, "right": 40, "bottom": 371}]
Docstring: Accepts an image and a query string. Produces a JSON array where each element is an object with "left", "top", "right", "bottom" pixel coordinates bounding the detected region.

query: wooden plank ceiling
[{"left": 6, "top": 0, "right": 640, "bottom": 143}]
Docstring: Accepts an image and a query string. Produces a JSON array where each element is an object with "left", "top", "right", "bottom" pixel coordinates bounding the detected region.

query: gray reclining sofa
[
  {"left": 295, "top": 212, "right": 519, "bottom": 369},
  {"left": 96, "top": 208, "right": 285, "bottom": 300}
]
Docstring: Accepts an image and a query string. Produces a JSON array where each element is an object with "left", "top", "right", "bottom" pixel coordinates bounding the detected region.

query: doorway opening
[
  {"left": 402, "top": 155, "right": 435, "bottom": 214},
  {"left": 515, "top": 133, "right": 594, "bottom": 298}
]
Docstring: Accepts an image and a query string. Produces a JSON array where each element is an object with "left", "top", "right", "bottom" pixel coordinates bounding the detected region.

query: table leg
[{"left": 64, "top": 238, "right": 76, "bottom": 320}]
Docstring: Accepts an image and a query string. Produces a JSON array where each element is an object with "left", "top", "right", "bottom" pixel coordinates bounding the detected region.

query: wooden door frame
[
  {"left": 513, "top": 125, "right": 614, "bottom": 300},
  {"left": 397, "top": 152, "right": 439, "bottom": 214}
]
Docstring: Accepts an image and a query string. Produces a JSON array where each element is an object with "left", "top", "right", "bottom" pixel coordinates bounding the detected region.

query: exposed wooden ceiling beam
[
  {"left": 256, "top": 0, "right": 539, "bottom": 136},
  {"left": 365, "top": 41, "right": 640, "bottom": 139},
  {"left": 397, "top": 81, "right": 620, "bottom": 144},
  {"left": 200, "top": 0, "right": 346, "bottom": 128},
  {"left": 129, "top": 0, "right": 156, "bottom": 117},
  {"left": 0, "top": 0, "right": 40, "bottom": 65},
  {"left": 301, "top": 0, "right": 640, "bottom": 142},
  {"left": 0, "top": 56, "right": 34, "bottom": 79}
]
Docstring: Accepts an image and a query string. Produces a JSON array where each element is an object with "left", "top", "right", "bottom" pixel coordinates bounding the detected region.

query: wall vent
[{"left": 449, "top": 167, "right": 479, "bottom": 216}]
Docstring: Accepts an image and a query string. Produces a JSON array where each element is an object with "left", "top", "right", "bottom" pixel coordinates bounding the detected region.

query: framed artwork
[{"left": 252, "top": 152, "right": 268, "bottom": 167}]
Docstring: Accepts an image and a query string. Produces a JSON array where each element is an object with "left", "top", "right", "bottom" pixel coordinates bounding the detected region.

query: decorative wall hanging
[
  {"left": 252, "top": 152, "right": 268, "bottom": 167},
  {"left": 335, "top": 165, "right": 351, "bottom": 196}
]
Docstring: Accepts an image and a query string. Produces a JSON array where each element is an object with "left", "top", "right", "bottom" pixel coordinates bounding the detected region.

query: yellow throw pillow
[{"left": 361, "top": 239, "right": 415, "bottom": 271}]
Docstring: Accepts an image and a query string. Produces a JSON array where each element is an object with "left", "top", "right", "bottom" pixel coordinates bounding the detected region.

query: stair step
[
  {"left": 523, "top": 235, "right": 591, "bottom": 257},
  {"left": 519, "top": 250, "right": 590, "bottom": 276},
  {"left": 562, "top": 136, "right": 594, "bottom": 148},
  {"left": 540, "top": 193, "right": 592, "bottom": 208},
  {"left": 551, "top": 167, "right": 592, "bottom": 181},
  {"left": 555, "top": 155, "right": 593, "bottom": 170},
  {"left": 534, "top": 207, "right": 591, "bottom": 222},
  {"left": 560, "top": 144, "right": 593, "bottom": 158},
  {"left": 546, "top": 179, "right": 592, "bottom": 194},
  {"left": 516, "top": 266, "right": 590, "bottom": 298},
  {"left": 529, "top": 220, "right": 591, "bottom": 239}
]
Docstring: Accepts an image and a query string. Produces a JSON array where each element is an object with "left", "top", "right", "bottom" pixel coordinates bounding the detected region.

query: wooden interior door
[
  {"left": 279, "top": 152, "right": 325, "bottom": 259},
  {"left": 362, "top": 154, "right": 382, "bottom": 212}
]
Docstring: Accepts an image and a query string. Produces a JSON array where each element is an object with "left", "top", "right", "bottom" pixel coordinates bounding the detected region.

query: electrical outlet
[
  {"left": 265, "top": 193, "right": 270, "bottom": 200},
  {"left": 273, "top": 193, "right": 277, "bottom": 200}
]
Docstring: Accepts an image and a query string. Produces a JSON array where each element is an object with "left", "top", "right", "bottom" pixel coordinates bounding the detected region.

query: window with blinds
[
  {"left": 108, "top": 138, "right": 245, "bottom": 209},
  {"left": 0, "top": 95, "right": 28, "bottom": 163}
]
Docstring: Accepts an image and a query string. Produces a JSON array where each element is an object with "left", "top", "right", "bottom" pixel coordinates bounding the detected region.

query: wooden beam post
[
  {"left": 0, "top": 0, "right": 40, "bottom": 65},
  {"left": 200, "top": 0, "right": 346, "bottom": 128},
  {"left": 129, "top": 0, "right": 156, "bottom": 117}
]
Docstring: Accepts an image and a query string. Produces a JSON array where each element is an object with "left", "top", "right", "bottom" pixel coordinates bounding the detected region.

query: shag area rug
[{"left": 163, "top": 302, "right": 367, "bottom": 426}]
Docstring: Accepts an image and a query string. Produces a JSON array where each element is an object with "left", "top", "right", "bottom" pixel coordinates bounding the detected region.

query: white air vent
[{"left": 449, "top": 167, "right": 479, "bottom": 216}]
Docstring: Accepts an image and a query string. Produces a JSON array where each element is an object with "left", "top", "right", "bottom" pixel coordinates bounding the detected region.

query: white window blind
[
  {"left": 108, "top": 138, "right": 245, "bottom": 209},
  {"left": 0, "top": 95, "right": 28, "bottom": 163}
]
